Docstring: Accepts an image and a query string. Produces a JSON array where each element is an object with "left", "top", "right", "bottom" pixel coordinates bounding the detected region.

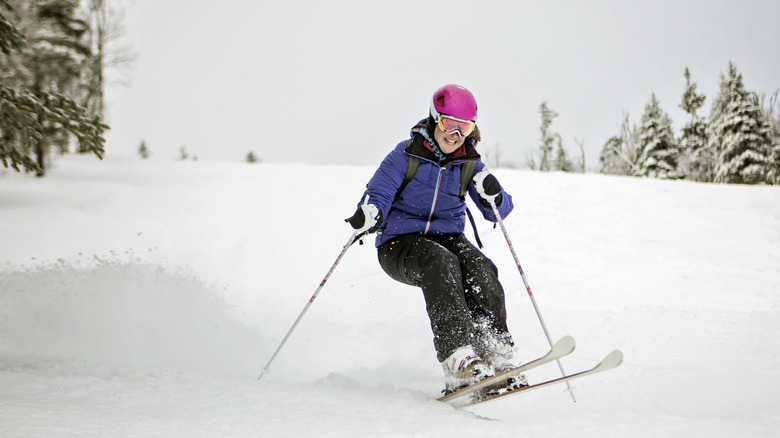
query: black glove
[
  {"left": 346, "top": 203, "right": 383, "bottom": 234},
  {"left": 473, "top": 170, "right": 503, "bottom": 208},
  {"left": 481, "top": 174, "right": 502, "bottom": 196}
]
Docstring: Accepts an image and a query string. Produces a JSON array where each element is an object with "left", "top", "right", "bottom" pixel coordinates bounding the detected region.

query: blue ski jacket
[{"left": 358, "top": 121, "right": 514, "bottom": 247}]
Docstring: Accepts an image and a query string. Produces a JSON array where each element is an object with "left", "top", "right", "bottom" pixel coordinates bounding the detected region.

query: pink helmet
[{"left": 429, "top": 84, "right": 478, "bottom": 122}]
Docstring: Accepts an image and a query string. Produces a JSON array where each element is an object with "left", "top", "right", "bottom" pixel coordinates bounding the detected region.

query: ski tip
[
  {"left": 555, "top": 335, "right": 576, "bottom": 354},
  {"left": 601, "top": 350, "right": 624, "bottom": 368}
]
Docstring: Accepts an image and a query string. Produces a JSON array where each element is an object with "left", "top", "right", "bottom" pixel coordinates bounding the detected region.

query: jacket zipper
[
  {"left": 424, "top": 166, "right": 445, "bottom": 234},
  {"left": 409, "top": 153, "right": 472, "bottom": 236}
]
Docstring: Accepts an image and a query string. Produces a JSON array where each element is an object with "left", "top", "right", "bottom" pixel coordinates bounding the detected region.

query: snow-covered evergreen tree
[
  {"left": 759, "top": 92, "right": 780, "bottom": 185},
  {"left": 708, "top": 62, "right": 772, "bottom": 184},
  {"left": 0, "top": 0, "right": 106, "bottom": 175},
  {"left": 635, "top": 94, "right": 680, "bottom": 178},
  {"left": 769, "top": 142, "right": 780, "bottom": 185},
  {"left": 246, "top": 150, "right": 260, "bottom": 163},
  {"left": 599, "top": 136, "right": 626, "bottom": 175},
  {"left": 770, "top": 118, "right": 780, "bottom": 185},
  {"left": 537, "top": 101, "right": 572, "bottom": 172},
  {"left": 553, "top": 140, "right": 573, "bottom": 172},
  {"left": 138, "top": 140, "right": 150, "bottom": 159},
  {"left": 538, "top": 102, "right": 557, "bottom": 171},
  {"left": 678, "top": 68, "right": 713, "bottom": 181},
  {"left": 599, "top": 113, "right": 639, "bottom": 176},
  {"left": 769, "top": 144, "right": 780, "bottom": 185}
]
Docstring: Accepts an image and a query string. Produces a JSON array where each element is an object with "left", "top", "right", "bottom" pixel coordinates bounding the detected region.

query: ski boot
[
  {"left": 485, "top": 348, "right": 529, "bottom": 394},
  {"left": 440, "top": 345, "right": 494, "bottom": 395}
]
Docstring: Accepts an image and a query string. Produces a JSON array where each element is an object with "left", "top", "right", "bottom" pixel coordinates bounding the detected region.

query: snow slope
[{"left": 1, "top": 155, "right": 778, "bottom": 437}]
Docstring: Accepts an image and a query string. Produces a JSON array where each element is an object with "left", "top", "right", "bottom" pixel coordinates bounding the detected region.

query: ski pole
[
  {"left": 257, "top": 228, "right": 360, "bottom": 380},
  {"left": 488, "top": 198, "right": 577, "bottom": 402}
]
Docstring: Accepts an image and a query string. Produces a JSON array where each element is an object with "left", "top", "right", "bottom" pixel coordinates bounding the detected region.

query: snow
[{"left": 1, "top": 154, "right": 779, "bottom": 437}]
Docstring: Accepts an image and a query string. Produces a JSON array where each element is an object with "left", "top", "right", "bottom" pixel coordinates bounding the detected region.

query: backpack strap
[
  {"left": 458, "top": 160, "right": 483, "bottom": 248},
  {"left": 465, "top": 207, "right": 484, "bottom": 249},
  {"left": 458, "top": 160, "right": 477, "bottom": 200},
  {"left": 395, "top": 141, "right": 419, "bottom": 201},
  {"left": 399, "top": 155, "right": 419, "bottom": 197}
]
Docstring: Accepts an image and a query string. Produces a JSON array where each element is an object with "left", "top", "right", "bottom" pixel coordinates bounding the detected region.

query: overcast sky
[{"left": 104, "top": 0, "right": 780, "bottom": 169}]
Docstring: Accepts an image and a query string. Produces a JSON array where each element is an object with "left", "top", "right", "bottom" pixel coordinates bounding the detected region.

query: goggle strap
[{"left": 430, "top": 99, "right": 441, "bottom": 121}]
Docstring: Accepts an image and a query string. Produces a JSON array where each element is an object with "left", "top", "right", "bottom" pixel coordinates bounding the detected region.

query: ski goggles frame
[{"left": 436, "top": 115, "right": 476, "bottom": 137}]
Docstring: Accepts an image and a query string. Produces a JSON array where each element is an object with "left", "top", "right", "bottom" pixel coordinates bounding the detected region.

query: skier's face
[{"left": 435, "top": 124, "right": 466, "bottom": 154}]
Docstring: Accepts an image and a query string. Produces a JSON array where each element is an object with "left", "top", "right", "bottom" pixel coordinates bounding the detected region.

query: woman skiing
[{"left": 346, "top": 84, "right": 523, "bottom": 393}]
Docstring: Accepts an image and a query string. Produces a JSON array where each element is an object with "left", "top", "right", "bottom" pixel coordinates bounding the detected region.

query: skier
[{"left": 346, "top": 84, "right": 524, "bottom": 393}]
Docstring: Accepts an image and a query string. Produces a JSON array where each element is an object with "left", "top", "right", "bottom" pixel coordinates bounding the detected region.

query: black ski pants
[{"left": 377, "top": 233, "right": 514, "bottom": 362}]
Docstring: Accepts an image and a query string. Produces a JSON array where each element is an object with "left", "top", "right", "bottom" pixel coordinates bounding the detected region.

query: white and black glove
[
  {"left": 473, "top": 169, "right": 503, "bottom": 208},
  {"left": 346, "top": 199, "right": 383, "bottom": 236}
]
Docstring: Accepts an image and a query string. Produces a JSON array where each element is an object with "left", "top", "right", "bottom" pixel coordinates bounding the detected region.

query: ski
[
  {"left": 438, "top": 335, "right": 576, "bottom": 403},
  {"left": 464, "top": 349, "right": 624, "bottom": 407}
]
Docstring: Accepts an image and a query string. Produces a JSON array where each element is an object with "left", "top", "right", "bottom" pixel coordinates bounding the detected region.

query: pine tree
[
  {"left": 539, "top": 102, "right": 566, "bottom": 171},
  {"left": 553, "top": 138, "right": 573, "bottom": 172},
  {"left": 635, "top": 94, "right": 680, "bottom": 178},
  {"left": 759, "top": 91, "right": 780, "bottom": 185},
  {"left": 770, "top": 115, "right": 780, "bottom": 185},
  {"left": 573, "top": 137, "right": 586, "bottom": 173},
  {"left": 599, "top": 136, "right": 626, "bottom": 175},
  {"left": 246, "top": 150, "right": 260, "bottom": 163},
  {"left": 538, "top": 102, "right": 558, "bottom": 171},
  {"left": 709, "top": 62, "right": 772, "bottom": 184},
  {"left": 0, "top": 0, "right": 106, "bottom": 175},
  {"left": 599, "top": 113, "right": 639, "bottom": 176},
  {"left": 0, "top": 0, "right": 24, "bottom": 55},
  {"left": 678, "top": 68, "right": 713, "bottom": 181},
  {"left": 770, "top": 139, "right": 780, "bottom": 185},
  {"left": 138, "top": 140, "right": 150, "bottom": 159}
]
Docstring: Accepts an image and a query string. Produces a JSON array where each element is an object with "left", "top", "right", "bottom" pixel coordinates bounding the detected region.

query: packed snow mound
[{"left": 0, "top": 261, "right": 265, "bottom": 377}]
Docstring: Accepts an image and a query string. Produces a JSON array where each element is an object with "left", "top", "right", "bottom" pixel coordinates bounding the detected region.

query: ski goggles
[{"left": 436, "top": 115, "right": 476, "bottom": 137}]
